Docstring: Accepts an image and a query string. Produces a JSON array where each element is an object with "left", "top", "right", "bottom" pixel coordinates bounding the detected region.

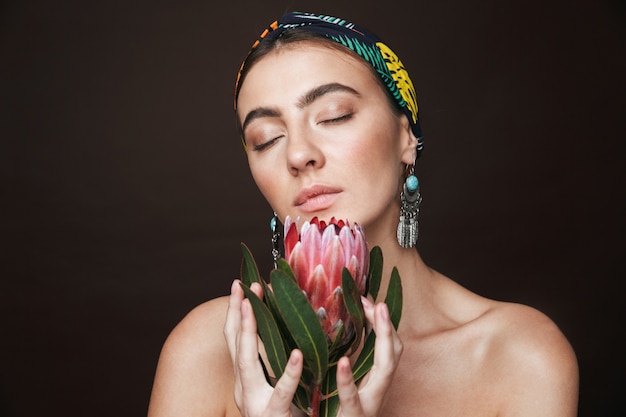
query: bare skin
[
  {"left": 148, "top": 249, "right": 578, "bottom": 416},
  {"left": 147, "top": 41, "right": 579, "bottom": 416}
]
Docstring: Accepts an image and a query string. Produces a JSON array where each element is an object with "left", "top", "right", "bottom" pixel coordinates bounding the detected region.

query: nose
[{"left": 286, "top": 129, "right": 325, "bottom": 175}]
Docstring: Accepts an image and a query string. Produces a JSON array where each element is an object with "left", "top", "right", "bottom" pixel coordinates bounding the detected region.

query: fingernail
[
  {"left": 338, "top": 356, "right": 351, "bottom": 372},
  {"left": 289, "top": 350, "right": 300, "bottom": 365},
  {"left": 381, "top": 303, "right": 390, "bottom": 320},
  {"left": 361, "top": 296, "right": 373, "bottom": 308}
]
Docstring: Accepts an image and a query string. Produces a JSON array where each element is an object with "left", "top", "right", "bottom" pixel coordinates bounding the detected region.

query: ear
[{"left": 399, "top": 115, "right": 419, "bottom": 165}]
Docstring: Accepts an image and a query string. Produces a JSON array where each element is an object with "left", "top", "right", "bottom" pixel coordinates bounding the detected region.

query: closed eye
[
  {"left": 252, "top": 136, "right": 281, "bottom": 152},
  {"left": 320, "top": 113, "right": 353, "bottom": 124}
]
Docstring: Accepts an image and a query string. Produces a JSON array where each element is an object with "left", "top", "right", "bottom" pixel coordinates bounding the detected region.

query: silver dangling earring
[
  {"left": 396, "top": 162, "right": 422, "bottom": 248},
  {"left": 270, "top": 212, "right": 281, "bottom": 268}
]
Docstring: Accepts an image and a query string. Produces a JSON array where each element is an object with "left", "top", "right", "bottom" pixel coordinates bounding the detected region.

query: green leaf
[
  {"left": 271, "top": 269, "right": 329, "bottom": 384},
  {"left": 299, "top": 365, "right": 315, "bottom": 389},
  {"left": 342, "top": 268, "right": 364, "bottom": 327},
  {"left": 350, "top": 264, "right": 403, "bottom": 384},
  {"left": 240, "top": 243, "right": 261, "bottom": 286},
  {"left": 276, "top": 258, "right": 296, "bottom": 282},
  {"left": 293, "top": 384, "right": 311, "bottom": 414},
  {"left": 367, "top": 246, "right": 383, "bottom": 301},
  {"left": 240, "top": 283, "right": 288, "bottom": 380},
  {"left": 321, "top": 361, "right": 338, "bottom": 395},
  {"left": 320, "top": 394, "right": 340, "bottom": 417},
  {"left": 320, "top": 364, "right": 340, "bottom": 417},
  {"left": 327, "top": 321, "right": 344, "bottom": 359},
  {"left": 341, "top": 268, "right": 365, "bottom": 354},
  {"left": 385, "top": 267, "right": 403, "bottom": 330},
  {"left": 350, "top": 330, "right": 376, "bottom": 383},
  {"left": 259, "top": 280, "right": 298, "bottom": 356},
  {"left": 327, "top": 322, "right": 351, "bottom": 361}
]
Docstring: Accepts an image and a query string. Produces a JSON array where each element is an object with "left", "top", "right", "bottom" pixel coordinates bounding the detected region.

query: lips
[{"left": 294, "top": 185, "right": 342, "bottom": 213}]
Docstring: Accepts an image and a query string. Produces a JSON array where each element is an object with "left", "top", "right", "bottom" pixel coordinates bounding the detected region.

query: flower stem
[{"left": 309, "top": 382, "right": 322, "bottom": 417}]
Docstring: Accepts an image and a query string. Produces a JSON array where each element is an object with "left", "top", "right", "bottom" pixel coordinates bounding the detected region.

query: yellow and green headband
[{"left": 236, "top": 11, "right": 424, "bottom": 156}]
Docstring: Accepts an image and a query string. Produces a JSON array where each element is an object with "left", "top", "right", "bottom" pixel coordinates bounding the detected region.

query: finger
[
  {"left": 372, "top": 302, "right": 400, "bottom": 371},
  {"left": 360, "top": 303, "right": 403, "bottom": 406},
  {"left": 355, "top": 296, "right": 376, "bottom": 389},
  {"left": 267, "top": 349, "right": 304, "bottom": 416},
  {"left": 236, "top": 298, "right": 268, "bottom": 400},
  {"left": 224, "top": 279, "right": 243, "bottom": 364},
  {"left": 363, "top": 297, "right": 402, "bottom": 364},
  {"left": 361, "top": 296, "right": 375, "bottom": 331},
  {"left": 250, "top": 281, "right": 264, "bottom": 299},
  {"left": 336, "top": 356, "right": 363, "bottom": 416},
  {"left": 233, "top": 298, "right": 274, "bottom": 411},
  {"left": 224, "top": 280, "right": 246, "bottom": 405}
]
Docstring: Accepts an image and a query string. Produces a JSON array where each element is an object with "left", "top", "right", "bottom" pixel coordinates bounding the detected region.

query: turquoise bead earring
[
  {"left": 270, "top": 212, "right": 281, "bottom": 268},
  {"left": 396, "top": 163, "right": 422, "bottom": 248}
]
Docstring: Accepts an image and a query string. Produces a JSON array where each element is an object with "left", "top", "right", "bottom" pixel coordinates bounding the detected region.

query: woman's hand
[
  {"left": 224, "top": 280, "right": 403, "bottom": 417},
  {"left": 224, "top": 280, "right": 306, "bottom": 417},
  {"left": 335, "top": 296, "right": 404, "bottom": 417}
]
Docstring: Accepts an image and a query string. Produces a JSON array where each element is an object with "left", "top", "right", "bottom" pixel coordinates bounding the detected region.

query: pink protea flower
[{"left": 283, "top": 216, "right": 369, "bottom": 342}]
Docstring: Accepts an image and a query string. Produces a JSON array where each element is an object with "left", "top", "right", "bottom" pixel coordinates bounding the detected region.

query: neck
[{"left": 365, "top": 224, "right": 433, "bottom": 304}]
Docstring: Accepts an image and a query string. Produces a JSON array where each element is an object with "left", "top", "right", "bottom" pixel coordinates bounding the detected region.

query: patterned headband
[{"left": 235, "top": 11, "right": 423, "bottom": 156}]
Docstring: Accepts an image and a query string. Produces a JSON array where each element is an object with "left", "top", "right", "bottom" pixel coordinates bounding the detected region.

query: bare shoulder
[
  {"left": 484, "top": 302, "right": 578, "bottom": 370},
  {"left": 481, "top": 301, "right": 579, "bottom": 416},
  {"left": 162, "top": 296, "right": 230, "bottom": 352},
  {"left": 148, "top": 296, "right": 237, "bottom": 417}
]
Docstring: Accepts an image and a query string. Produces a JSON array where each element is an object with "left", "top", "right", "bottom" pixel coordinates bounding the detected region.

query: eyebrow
[
  {"left": 296, "top": 82, "right": 360, "bottom": 108},
  {"left": 240, "top": 82, "right": 360, "bottom": 133},
  {"left": 241, "top": 107, "right": 281, "bottom": 133}
]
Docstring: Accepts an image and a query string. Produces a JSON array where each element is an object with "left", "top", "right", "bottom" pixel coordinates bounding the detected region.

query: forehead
[{"left": 236, "top": 42, "right": 382, "bottom": 112}]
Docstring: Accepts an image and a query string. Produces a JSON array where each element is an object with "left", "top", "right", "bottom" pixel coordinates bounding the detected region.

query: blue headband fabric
[{"left": 237, "top": 11, "right": 424, "bottom": 156}]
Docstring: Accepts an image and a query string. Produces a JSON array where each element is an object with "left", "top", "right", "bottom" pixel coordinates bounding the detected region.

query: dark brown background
[{"left": 1, "top": 0, "right": 624, "bottom": 416}]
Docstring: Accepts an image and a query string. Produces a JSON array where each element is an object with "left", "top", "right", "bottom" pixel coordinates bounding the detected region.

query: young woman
[{"left": 147, "top": 12, "right": 579, "bottom": 417}]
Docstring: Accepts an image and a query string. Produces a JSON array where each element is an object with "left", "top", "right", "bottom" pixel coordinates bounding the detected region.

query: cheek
[
  {"left": 248, "top": 157, "right": 284, "bottom": 207},
  {"left": 349, "top": 130, "right": 401, "bottom": 179},
  {"left": 351, "top": 129, "right": 404, "bottom": 197}
]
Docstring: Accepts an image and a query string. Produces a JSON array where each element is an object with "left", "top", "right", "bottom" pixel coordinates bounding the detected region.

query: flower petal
[
  {"left": 354, "top": 224, "right": 369, "bottom": 290},
  {"left": 288, "top": 242, "right": 310, "bottom": 289},
  {"left": 338, "top": 225, "right": 354, "bottom": 268},
  {"left": 346, "top": 255, "right": 366, "bottom": 294},
  {"left": 284, "top": 215, "right": 292, "bottom": 232},
  {"left": 308, "top": 265, "right": 329, "bottom": 310},
  {"left": 301, "top": 222, "right": 322, "bottom": 274},
  {"left": 323, "top": 287, "right": 345, "bottom": 340},
  {"left": 321, "top": 221, "right": 337, "bottom": 253},
  {"left": 284, "top": 219, "right": 299, "bottom": 261},
  {"left": 322, "top": 236, "right": 345, "bottom": 292}
]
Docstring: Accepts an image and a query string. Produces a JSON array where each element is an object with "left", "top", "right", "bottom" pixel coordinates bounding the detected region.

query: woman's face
[{"left": 237, "top": 42, "right": 417, "bottom": 237}]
